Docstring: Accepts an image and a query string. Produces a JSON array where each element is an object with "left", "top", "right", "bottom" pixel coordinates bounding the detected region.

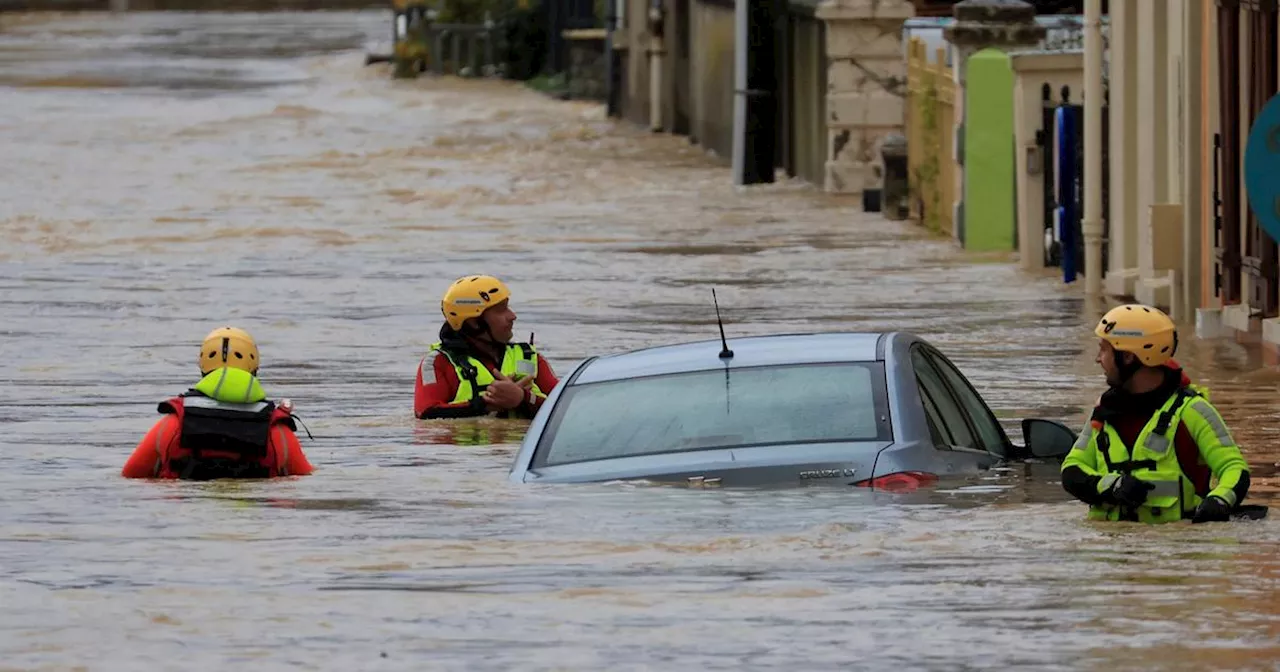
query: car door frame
[
  {"left": 908, "top": 343, "right": 1003, "bottom": 469},
  {"left": 915, "top": 343, "right": 1014, "bottom": 459}
]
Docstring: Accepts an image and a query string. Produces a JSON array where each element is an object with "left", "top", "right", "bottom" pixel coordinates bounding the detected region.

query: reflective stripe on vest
[
  {"left": 1084, "top": 390, "right": 1200, "bottom": 524},
  {"left": 428, "top": 341, "right": 544, "bottom": 405}
]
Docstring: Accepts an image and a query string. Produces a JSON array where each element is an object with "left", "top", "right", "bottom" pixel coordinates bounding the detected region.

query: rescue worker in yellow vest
[
  {"left": 414, "top": 275, "right": 559, "bottom": 419},
  {"left": 1061, "top": 304, "right": 1250, "bottom": 524}
]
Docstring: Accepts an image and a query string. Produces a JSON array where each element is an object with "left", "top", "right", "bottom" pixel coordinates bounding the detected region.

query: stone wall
[
  {"left": 816, "top": 0, "right": 915, "bottom": 200},
  {"left": 565, "top": 29, "right": 606, "bottom": 102}
]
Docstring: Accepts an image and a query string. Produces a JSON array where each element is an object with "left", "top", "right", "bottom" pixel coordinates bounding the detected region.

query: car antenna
[
  {"left": 712, "top": 288, "right": 733, "bottom": 416},
  {"left": 713, "top": 288, "right": 733, "bottom": 360}
]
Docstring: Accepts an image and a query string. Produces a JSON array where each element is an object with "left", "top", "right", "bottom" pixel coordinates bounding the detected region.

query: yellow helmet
[
  {"left": 1094, "top": 304, "right": 1177, "bottom": 367},
  {"left": 441, "top": 275, "right": 511, "bottom": 330},
  {"left": 199, "top": 326, "right": 260, "bottom": 375}
]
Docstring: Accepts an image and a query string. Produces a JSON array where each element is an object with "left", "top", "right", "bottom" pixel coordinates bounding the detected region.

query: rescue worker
[
  {"left": 415, "top": 275, "right": 559, "bottom": 419},
  {"left": 1061, "top": 304, "right": 1249, "bottom": 524},
  {"left": 122, "top": 327, "right": 314, "bottom": 480}
]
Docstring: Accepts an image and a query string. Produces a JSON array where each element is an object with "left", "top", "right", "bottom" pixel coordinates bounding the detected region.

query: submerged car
[{"left": 508, "top": 331, "right": 1079, "bottom": 489}]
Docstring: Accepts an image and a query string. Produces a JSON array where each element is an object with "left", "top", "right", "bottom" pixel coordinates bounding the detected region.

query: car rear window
[{"left": 532, "top": 362, "right": 892, "bottom": 468}]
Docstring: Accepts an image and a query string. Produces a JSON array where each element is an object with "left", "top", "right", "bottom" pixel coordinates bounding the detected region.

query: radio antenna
[{"left": 713, "top": 288, "right": 733, "bottom": 360}]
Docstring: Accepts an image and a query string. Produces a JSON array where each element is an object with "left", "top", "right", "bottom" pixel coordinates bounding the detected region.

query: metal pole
[
  {"left": 731, "top": 0, "right": 747, "bottom": 185},
  {"left": 1083, "top": 0, "right": 1104, "bottom": 295}
]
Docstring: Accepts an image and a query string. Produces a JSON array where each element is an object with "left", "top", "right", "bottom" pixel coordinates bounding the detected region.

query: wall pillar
[
  {"left": 649, "top": 2, "right": 666, "bottom": 131},
  {"left": 1105, "top": 0, "right": 1140, "bottom": 297},
  {"left": 1180, "top": 0, "right": 1204, "bottom": 323},
  {"left": 943, "top": 0, "right": 1046, "bottom": 243},
  {"left": 815, "top": 0, "right": 914, "bottom": 204},
  {"left": 1136, "top": 0, "right": 1170, "bottom": 279},
  {"left": 1012, "top": 52, "right": 1084, "bottom": 271}
]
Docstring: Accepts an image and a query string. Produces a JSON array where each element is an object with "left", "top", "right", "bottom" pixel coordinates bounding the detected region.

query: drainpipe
[
  {"left": 1082, "top": 0, "right": 1103, "bottom": 295},
  {"left": 732, "top": 0, "right": 748, "bottom": 185},
  {"left": 648, "top": 0, "right": 665, "bottom": 131}
]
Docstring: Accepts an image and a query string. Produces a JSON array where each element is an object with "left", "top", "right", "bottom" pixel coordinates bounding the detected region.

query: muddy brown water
[{"left": 2, "top": 11, "right": 1279, "bottom": 671}]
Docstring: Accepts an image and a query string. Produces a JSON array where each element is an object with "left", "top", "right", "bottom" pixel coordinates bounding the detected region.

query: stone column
[
  {"left": 815, "top": 0, "right": 914, "bottom": 204},
  {"left": 648, "top": 0, "right": 666, "bottom": 131},
  {"left": 1105, "top": 0, "right": 1139, "bottom": 298},
  {"left": 1177, "top": 0, "right": 1198, "bottom": 322},
  {"left": 943, "top": 0, "right": 1045, "bottom": 241},
  {"left": 1135, "top": 0, "right": 1169, "bottom": 284}
]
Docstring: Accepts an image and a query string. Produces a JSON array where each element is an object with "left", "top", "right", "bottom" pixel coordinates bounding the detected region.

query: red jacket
[
  {"left": 415, "top": 348, "right": 559, "bottom": 419},
  {"left": 122, "top": 396, "right": 314, "bottom": 479}
]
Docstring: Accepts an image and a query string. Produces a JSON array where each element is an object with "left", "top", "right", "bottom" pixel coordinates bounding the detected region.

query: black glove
[
  {"left": 1192, "top": 495, "right": 1232, "bottom": 524},
  {"left": 1106, "top": 475, "right": 1155, "bottom": 508}
]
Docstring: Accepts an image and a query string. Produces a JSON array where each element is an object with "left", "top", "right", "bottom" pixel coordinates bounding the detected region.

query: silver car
[{"left": 508, "top": 331, "right": 1077, "bottom": 488}]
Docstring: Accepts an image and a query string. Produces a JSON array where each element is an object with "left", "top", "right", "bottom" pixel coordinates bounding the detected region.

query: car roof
[{"left": 571, "top": 331, "right": 914, "bottom": 385}]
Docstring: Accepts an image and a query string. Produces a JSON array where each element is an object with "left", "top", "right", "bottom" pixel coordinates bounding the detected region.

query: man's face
[
  {"left": 1096, "top": 339, "right": 1130, "bottom": 387},
  {"left": 480, "top": 299, "right": 517, "bottom": 343}
]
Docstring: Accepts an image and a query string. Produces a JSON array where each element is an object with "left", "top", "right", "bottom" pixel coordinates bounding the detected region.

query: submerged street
[{"left": 1, "top": 10, "right": 1279, "bottom": 670}]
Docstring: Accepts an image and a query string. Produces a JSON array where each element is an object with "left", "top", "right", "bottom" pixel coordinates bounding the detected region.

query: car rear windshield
[{"left": 532, "top": 362, "right": 892, "bottom": 468}]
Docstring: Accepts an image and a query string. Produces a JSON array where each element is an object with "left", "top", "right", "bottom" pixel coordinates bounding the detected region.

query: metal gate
[
  {"left": 1244, "top": 0, "right": 1278, "bottom": 316},
  {"left": 546, "top": 0, "right": 598, "bottom": 74},
  {"left": 1035, "top": 83, "right": 1110, "bottom": 277},
  {"left": 1216, "top": 0, "right": 1279, "bottom": 314}
]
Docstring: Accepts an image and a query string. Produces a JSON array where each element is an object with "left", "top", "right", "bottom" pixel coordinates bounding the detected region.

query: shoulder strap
[
  {"left": 436, "top": 345, "right": 486, "bottom": 411},
  {"left": 1152, "top": 387, "right": 1194, "bottom": 437}
]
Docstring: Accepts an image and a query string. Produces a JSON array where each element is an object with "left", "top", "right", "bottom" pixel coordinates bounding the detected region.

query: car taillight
[{"left": 851, "top": 471, "right": 938, "bottom": 492}]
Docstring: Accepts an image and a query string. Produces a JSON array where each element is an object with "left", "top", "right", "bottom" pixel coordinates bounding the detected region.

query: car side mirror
[{"left": 1021, "top": 418, "right": 1076, "bottom": 460}]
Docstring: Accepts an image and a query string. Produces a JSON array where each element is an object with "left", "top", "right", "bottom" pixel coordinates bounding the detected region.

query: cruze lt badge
[{"left": 799, "top": 468, "right": 857, "bottom": 480}]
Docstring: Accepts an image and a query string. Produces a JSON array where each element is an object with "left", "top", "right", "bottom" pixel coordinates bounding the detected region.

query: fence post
[
  {"left": 455, "top": 30, "right": 465, "bottom": 75},
  {"left": 470, "top": 32, "right": 481, "bottom": 76},
  {"left": 433, "top": 29, "right": 445, "bottom": 74}
]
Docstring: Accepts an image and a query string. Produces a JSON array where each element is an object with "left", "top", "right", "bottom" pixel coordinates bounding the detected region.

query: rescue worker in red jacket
[
  {"left": 1061, "top": 304, "right": 1249, "bottom": 523},
  {"left": 122, "top": 327, "right": 315, "bottom": 480},
  {"left": 415, "top": 275, "right": 559, "bottom": 419}
]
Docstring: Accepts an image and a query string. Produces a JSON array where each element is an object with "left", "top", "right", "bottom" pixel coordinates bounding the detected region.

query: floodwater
[{"left": 1, "top": 10, "right": 1279, "bottom": 671}]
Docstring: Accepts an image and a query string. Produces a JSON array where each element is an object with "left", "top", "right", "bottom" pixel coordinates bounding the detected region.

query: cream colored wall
[
  {"left": 1104, "top": 0, "right": 1202, "bottom": 316},
  {"left": 1179, "top": 0, "right": 1203, "bottom": 321},
  {"left": 623, "top": 0, "right": 652, "bottom": 127},
  {"left": 1011, "top": 52, "right": 1083, "bottom": 272},
  {"left": 689, "top": 0, "right": 735, "bottom": 161},
  {"left": 1135, "top": 0, "right": 1169, "bottom": 281},
  {"left": 1200, "top": 0, "right": 1219, "bottom": 311},
  {"left": 1167, "top": 0, "right": 1184, "bottom": 204}
]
